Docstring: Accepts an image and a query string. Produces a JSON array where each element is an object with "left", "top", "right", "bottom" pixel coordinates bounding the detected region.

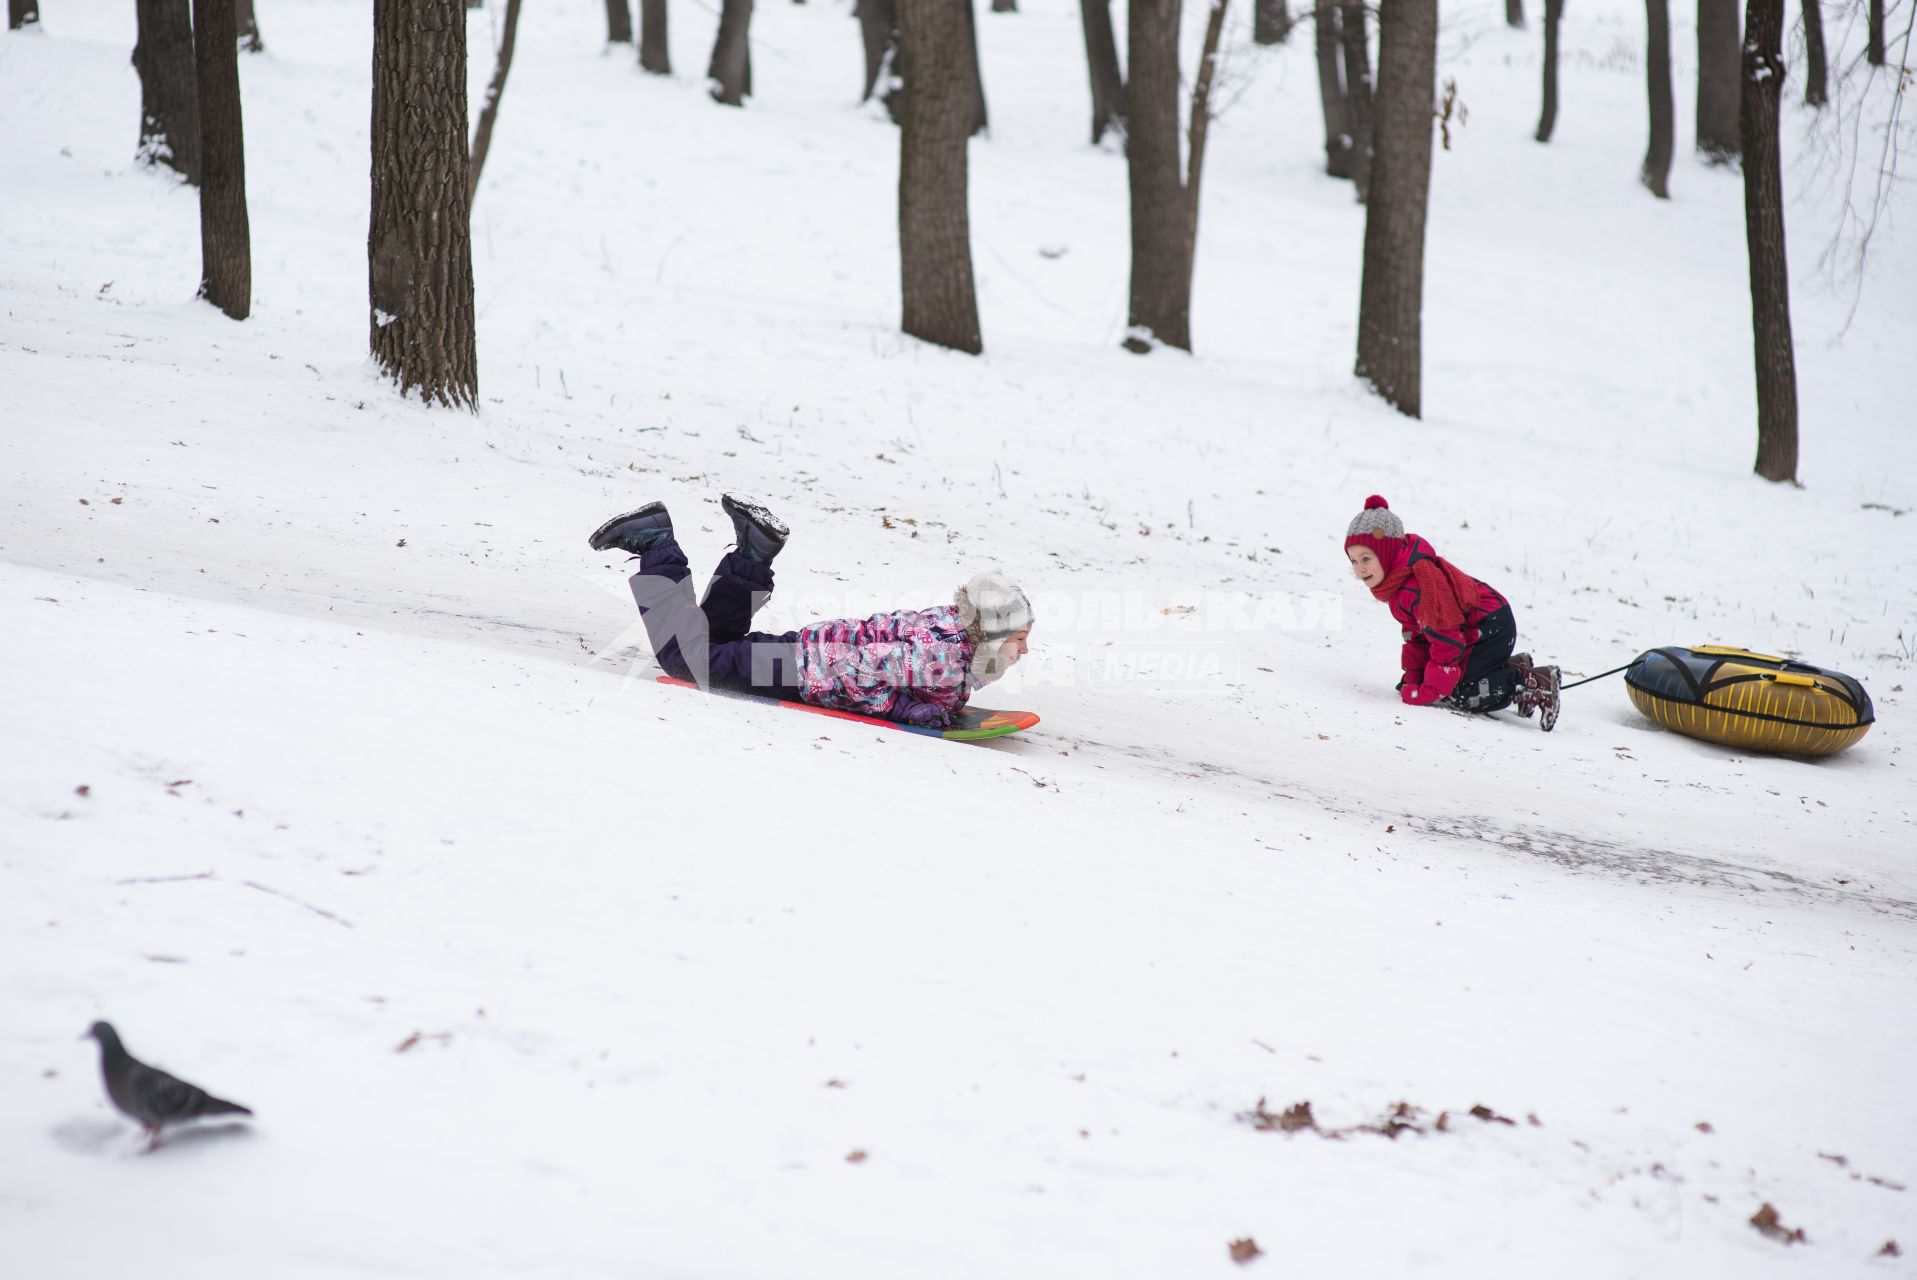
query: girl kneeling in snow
[
  {"left": 589, "top": 495, "right": 1033, "bottom": 729},
  {"left": 1343, "top": 495, "right": 1561, "bottom": 730}
]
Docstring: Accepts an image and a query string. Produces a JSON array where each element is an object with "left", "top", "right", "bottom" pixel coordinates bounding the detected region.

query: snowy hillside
[{"left": 3, "top": 0, "right": 1914, "bottom": 1275}]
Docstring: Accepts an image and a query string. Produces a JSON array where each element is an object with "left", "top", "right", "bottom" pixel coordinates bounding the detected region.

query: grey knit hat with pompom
[{"left": 1344, "top": 494, "right": 1405, "bottom": 544}]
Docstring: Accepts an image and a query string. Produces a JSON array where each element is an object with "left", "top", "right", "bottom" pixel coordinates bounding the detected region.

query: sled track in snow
[
  {"left": 1407, "top": 813, "right": 1917, "bottom": 922},
  {"left": 1055, "top": 731, "right": 1917, "bottom": 924}
]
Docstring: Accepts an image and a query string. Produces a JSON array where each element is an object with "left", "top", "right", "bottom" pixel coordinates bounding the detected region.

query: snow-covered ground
[{"left": 3, "top": 0, "right": 1914, "bottom": 1274}]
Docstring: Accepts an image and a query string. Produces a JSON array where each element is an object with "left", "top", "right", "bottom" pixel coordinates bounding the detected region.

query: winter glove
[
  {"left": 892, "top": 696, "right": 951, "bottom": 729},
  {"left": 1401, "top": 663, "right": 1464, "bottom": 706}
]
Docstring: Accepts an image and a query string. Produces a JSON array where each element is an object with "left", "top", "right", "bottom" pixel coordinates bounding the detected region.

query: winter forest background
[{"left": 3, "top": 0, "right": 1914, "bottom": 1275}]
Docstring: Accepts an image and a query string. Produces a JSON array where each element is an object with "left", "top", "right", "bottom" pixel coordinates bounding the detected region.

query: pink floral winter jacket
[{"left": 796, "top": 604, "right": 975, "bottom": 727}]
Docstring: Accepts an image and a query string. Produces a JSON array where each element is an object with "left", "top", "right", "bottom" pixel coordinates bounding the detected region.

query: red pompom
[{"left": 1364, "top": 494, "right": 1390, "bottom": 510}]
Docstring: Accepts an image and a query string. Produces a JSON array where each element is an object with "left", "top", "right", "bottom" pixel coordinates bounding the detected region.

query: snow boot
[
  {"left": 1506, "top": 654, "right": 1536, "bottom": 717},
  {"left": 589, "top": 501, "right": 673, "bottom": 556},
  {"left": 1516, "top": 663, "right": 1561, "bottom": 732},
  {"left": 721, "top": 493, "right": 788, "bottom": 564}
]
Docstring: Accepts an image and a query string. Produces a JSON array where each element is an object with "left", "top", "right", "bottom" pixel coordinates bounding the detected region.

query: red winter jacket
[{"left": 1383, "top": 539, "right": 1508, "bottom": 702}]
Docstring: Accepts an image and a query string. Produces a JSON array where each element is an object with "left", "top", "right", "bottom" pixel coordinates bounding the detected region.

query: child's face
[
  {"left": 997, "top": 629, "right": 1031, "bottom": 669},
  {"left": 1347, "top": 546, "right": 1384, "bottom": 589}
]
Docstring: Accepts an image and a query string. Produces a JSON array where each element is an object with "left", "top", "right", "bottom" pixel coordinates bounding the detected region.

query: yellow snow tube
[{"left": 1625, "top": 645, "right": 1873, "bottom": 757}]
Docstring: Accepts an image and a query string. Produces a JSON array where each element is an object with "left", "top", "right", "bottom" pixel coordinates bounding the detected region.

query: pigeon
[{"left": 85, "top": 1021, "right": 252, "bottom": 1149}]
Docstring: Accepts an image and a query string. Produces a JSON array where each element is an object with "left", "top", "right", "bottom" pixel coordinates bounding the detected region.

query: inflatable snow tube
[{"left": 1625, "top": 645, "right": 1873, "bottom": 757}]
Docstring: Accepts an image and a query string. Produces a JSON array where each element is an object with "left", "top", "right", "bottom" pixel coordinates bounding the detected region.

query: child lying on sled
[{"left": 590, "top": 495, "right": 1033, "bottom": 729}]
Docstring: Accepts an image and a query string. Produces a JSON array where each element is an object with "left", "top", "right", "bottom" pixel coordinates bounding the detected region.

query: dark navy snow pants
[
  {"left": 1447, "top": 603, "right": 1521, "bottom": 712},
  {"left": 630, "top": 537, "right": 804, "bottom": 699}
]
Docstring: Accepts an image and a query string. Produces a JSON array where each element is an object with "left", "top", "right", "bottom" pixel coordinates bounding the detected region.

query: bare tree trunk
[
  {"left": 237, "top": 0, "right": 264, "bottom": 51},
  {"left": 605, "top": 0, "right": 633, "bottom": 42},
  {"left": 874, "top": 0, "right": 984, "bottom": 133},
  {"left": 134, "top": 0, "right": 202, "bottom": 184},
  {"left": 193, "top": 0, "right": 251, "bottom": 320},
  {"left": 708, "top": 0, "right": 753, "bottom": 105},
  {"left": 1866, "top": 0, "right": 1884, "bottom": 64},
  {"left": 962, "top": 0, "right": 989, "bottom": 134},
  {"left": 1641, "top": 0, "right": 1673, "bottom": 197},
  {"left": 859, "top": 0, "right": 900, "bottom": 107},
  {"left": 1695, "top": 0, "right": 1739, "bottom": 163},
  {"left": 1081, "top": 0, "right": 1126, "bottom": 143},
  {"left": 1125, "top": 0, "right": 1189, "bottom": 351},
  {"left": 1354, "top": 0, "right": 1437, "bottom": 417},
  {"left": 1740, "top": 0, "right": 1796, "bottom": 481},
  {"left": 1314, "top": 0, "right": 1354, "bottom": 176},
  {"left": 1253, "top": 0, "right": 1291, "bottom": 42},
  {"left": 370, "top": 0, "right": 478, "bottom": 409},
  {"left": 898, "top": 0, "right": 982, "bottom": 353},
  {"left": 639, "top": 0, "right": 669, "bottom": 72},
  {"left": 1340, "top": 0, "right": 1374, "bottom": 200},
  {"left": 1801, "top": 0, "right": 1827, "bottom": 106},
  {"left": 1505, "top": 0, "right": 1523, "bottom": 25},
  {"left": 1184, "top": 0, "right": 1229, "bottom": 308},
  {"left": 469, "top": 0, "right": 522, "bottom": 205},
  {"left": 8, "top": 0, "right": 40, "bottom": 29},
  {"left": 1535, "top": 0, "right": 1562, "bottom": 141}
]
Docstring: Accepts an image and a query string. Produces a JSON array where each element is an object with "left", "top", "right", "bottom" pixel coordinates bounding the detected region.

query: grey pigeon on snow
[{"left": 85, "top": 1021, "right": 252, "bottom": 1148}]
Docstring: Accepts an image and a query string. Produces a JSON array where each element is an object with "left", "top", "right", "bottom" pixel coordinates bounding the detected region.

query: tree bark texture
[
  {"left": 1253, "top": 0, "right": 1291, "bottom": 43},
  {"left": 1354, "top": 0, "right": 1437, "bottom": 418},
  {"left": 193, "top": 0, "right": 251, "bottom": 319},
  {"left": 1740, "top": 0, "right": 1796, "bottom": 481},
  {"left": 1314, "top": 1, "right": 1354, "bottom": 177},
  {"left": 1535, "top": 0, "right": 1562, "bottom": 141},
  {"left": 605, "top": 0, "right": 633, "bottom": 42},
  {"left": 134, "top": 0, "right": 202, "bottom": 184},
  {"left": 876, "top": 0, "right": 986, "bottom": 134},
  {"left": 640, "top": 0, "right": 669, "bottom": 72},
  {"left": 858, "top": 0, "right": 902, "bottom": 116},
  {"left": 237, "top": 0, "right": 264, "bottom": 51},
  {"left": 1695, "top": 0, "right": 1739, "bottom": 163},
  {"left": 1125, "top": 0, "right": 1189, "bottom": 350},
  {"left": 469, "top": 0, "right": 522, "bottom": 205},
  {"left": 1866, "top": 0, "right": 1884, "bottom": 64},
  {"left": 708, "top": 0, "right": 753, "bottom": 105},
  {"left": 370, "top": 0, "right": 478, "bottom": 409},
  {"left": 1505, "top": 0, "right": 1523, "bottom": 25},
  {"left": 8, "top": 0, "right": 39, "bottom": 29},
  {"left": 1801, "top": 0, "right": 1826, "bottom": 106},
  {"left": 897, "top": 0, "right": 982, "bottom": 353},
  {"left": 1641, "top": 0, "right": 1673, "bottom": 197},
  {"left": 1339, "top": 0, "right": 1374, "bottom": 200},
  {"left": 1081, "top": 0, "right": 1126, "bottom": 143}
]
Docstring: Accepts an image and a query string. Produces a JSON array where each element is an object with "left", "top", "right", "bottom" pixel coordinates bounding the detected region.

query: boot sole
[
  {"left": 1535, "top": 666, "right": 1561, "bottom": 732},
  {"left": 721, "top": 493, "right": 789, "bottom": 539},
  {"left": 588, "top": 502, "right": 669, "bottom": 551}
]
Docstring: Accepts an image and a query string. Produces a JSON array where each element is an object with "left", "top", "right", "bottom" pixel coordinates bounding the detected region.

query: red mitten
[
  {"left": 1402, "top": 663, "right": 1465, "bottom": 706},
  {"left": 1422, "top": 662, "right": 1464, "bottom": 700}
]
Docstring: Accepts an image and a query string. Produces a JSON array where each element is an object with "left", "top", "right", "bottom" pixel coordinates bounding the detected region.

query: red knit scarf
[{"left": 1369, "top": 540, "right": 1481, "bottom": 634}]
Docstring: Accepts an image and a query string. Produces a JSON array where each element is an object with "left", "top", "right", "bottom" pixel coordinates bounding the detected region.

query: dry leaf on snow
[{"left": 1749, "top": 1202, "right": 1806, "bottom": 1245}]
